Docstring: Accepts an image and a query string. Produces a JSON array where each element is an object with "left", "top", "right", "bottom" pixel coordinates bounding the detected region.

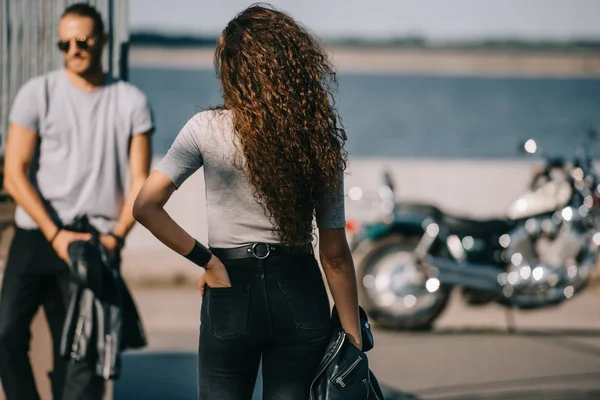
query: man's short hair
[{"left": 62, "top": 3, "right": 105, "bottom": 37}]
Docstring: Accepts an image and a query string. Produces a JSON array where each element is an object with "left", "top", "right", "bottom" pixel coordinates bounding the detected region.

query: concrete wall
[
  {"left": 129, "top": 46, "right": 600, "bottom": 77},
  {"left": 120, "top": 157, "right": 538, "bottom": 285}
]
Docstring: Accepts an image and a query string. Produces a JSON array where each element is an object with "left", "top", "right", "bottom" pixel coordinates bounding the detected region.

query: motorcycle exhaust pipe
[
  {"left": 569, "top": 252, "right": 597, "bottom": 292},
  {"left": 423, "top": 255, "right": 504, "bottom": 295},
  {"left": 425, "top": 252, "right": 597, "bottom": 306},
  {"left": 415, "top": 228, "right": 505, "bottom": 295},
  {"left": 414, "top": 224, "right": 597, "bottom": 305}
]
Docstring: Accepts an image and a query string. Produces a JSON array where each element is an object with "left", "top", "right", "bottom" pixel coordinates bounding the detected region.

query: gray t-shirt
[
  {"left": 155, "top": 110, "right": 346, "bottom": 248},
  {"left": 9, "top": 69, "right": 154, "bottom": 233}
]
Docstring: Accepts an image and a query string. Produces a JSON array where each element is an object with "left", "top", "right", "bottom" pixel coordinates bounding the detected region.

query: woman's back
[{"left": 157, "top": 109, "right": 346, "bottom": 248}]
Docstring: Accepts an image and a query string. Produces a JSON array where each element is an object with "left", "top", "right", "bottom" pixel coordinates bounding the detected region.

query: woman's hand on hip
[{"left": 198, "top": 255, "right": 231, "bottom": 296}]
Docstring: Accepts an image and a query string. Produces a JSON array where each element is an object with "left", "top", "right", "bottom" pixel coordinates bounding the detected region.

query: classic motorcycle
[{"left": 347, "top": 129, "right": 600, "bottom": 330}]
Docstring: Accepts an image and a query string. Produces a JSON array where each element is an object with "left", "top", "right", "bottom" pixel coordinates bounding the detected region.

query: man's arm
[
  {"left": 110, "top": 132, "right": 152, "bottom": 241},
  {"left": 4, "top": 123, "right": 58, "bottom": 239},
  {"left": 3, "top": 122, "right": 91, "bottom": 260}
]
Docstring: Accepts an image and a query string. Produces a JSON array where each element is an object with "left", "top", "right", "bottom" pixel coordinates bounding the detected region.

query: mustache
[
  {"left": 66, "top": 50, "right": 97, "bottom": 59},
  {"left": 67, "top": 54, "right": 90, "bottom": 60}
]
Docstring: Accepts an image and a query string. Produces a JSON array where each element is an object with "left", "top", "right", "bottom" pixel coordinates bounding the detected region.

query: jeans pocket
[
  {"left": 204, "top": 285, "right": 250, "bottom": 340},
  {"left": 278, "top": 280, "right": 330, "bottom": 331}
]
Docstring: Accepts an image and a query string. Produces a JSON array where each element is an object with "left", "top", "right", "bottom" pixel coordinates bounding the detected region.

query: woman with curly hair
[{"left": 133, "top": 3, "right": 361, "bottom": 399}]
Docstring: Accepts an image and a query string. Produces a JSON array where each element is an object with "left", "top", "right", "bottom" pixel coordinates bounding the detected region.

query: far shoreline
[{"left": 129, "top": 45, "right": 600, "bottom": 78}]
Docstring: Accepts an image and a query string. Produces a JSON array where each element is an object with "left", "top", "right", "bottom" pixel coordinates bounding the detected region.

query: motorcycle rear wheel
[{"left": 354, "top": 234, "right": 450, "bottom": 330}]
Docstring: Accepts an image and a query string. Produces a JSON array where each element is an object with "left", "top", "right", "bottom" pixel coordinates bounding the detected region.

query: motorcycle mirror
[{"left": 382, "top": 169, "right": 395, "bottom": 192}]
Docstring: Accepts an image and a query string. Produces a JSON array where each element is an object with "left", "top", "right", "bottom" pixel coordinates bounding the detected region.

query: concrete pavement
[
  {"left": 1, "top": 206, "right": 598, "bottom": 399},
  {"left": 1, "top": 280, "right": 598, "bottom": 399},
  {"left": 110, "top": 286, "right": 600, "bottom": 399}
]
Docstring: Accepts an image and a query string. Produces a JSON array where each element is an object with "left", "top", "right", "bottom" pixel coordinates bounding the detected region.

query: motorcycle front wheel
[{"left": 354, "top": 234, "right": 450, "bottom": 330}]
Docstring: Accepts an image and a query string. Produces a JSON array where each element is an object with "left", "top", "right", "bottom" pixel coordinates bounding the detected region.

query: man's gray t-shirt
[
  {"left": 155, "top": 110, "right": 346, "bottom": 248},
  {"left": 9, "top": 69, "right": 154, "bottom": 233}
]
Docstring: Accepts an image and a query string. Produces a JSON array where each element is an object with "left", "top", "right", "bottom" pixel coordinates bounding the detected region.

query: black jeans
[
  {"left": 0, "top": 228, "right": 105, "bottom": 400},
  {"left": 198, "top": 252, "right": 332, "bottom": 400}
]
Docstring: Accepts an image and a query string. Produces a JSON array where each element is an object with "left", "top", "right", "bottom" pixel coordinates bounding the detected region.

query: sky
[{"left": 130, "top": 0, "right": 600, "bottom": 42}]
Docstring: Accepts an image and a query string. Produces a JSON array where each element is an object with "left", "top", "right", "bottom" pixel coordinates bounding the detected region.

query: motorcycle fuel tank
[{"left": 506, "top": 180, "right": 572, "bottom": 220}]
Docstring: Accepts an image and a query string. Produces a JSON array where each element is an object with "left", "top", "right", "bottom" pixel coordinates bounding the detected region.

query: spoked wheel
[{"left": 354, "top": 235, "right": 450, "bottom": 330}]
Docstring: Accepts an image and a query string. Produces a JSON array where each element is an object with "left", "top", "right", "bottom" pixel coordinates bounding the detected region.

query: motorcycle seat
[
  {"left": 394, "top": 203, "right": 444, "bottom": 218},
  {"left": 393, "top": 202, "right": 513, "bottom": 238},
  {"left": 442, "top": 215, "right": 514, "bottom": 238}
]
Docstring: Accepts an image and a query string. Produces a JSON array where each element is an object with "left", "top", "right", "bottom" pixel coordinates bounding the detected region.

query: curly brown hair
[{"left": 215, "top": 3, "right": 348, "bottom": 245}]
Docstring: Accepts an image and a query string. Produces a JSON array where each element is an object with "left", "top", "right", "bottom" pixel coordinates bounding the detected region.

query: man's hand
[
  {"left": 51, "top": 230, "right": 92, "bottom": 263},
  {"left": 99, "top": 234, "right": 121, "bottom": 256},
  {"left": 197, "top": 255, "right": 231, "bottom": 296}
]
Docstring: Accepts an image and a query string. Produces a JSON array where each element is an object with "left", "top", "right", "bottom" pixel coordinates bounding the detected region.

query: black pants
[
  {"left": 0, "top": 228, "right": 105, "bottom": 400},
  {"left": 198, "top": 252, "right": 333, "bottom": 399}
]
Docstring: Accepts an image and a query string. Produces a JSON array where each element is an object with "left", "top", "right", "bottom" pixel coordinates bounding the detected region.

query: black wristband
[
  {"left": 108, "top": 232, "right": 125, "bottom": 249},
  {"left": 49, "top": 228, "right": 62, "bottom": 244},
  {"left": 184, "top": 240, "right": 213, "bottom": 267}
]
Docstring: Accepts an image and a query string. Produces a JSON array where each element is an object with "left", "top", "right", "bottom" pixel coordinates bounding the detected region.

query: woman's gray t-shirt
[{"left": 155, "top": 110, "right": 346, "bottom": 248}]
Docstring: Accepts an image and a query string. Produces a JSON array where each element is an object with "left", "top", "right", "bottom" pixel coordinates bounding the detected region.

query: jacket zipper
[
  {"left": 334, "top": 355, "right": 362, "bottom": 388},
  {"left": 103, "top": 334, "right": 112, "bottom": 379},
  {"left": 309, "top": 331, "right": 346, "bottom": 400},
  {"left": 71, "top": 315, "right": 86, "bottom": 359}
]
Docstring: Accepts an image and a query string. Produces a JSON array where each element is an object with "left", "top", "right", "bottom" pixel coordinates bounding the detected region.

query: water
[{"left": 129, "top": 67, "right": 600, "bottom": 159}]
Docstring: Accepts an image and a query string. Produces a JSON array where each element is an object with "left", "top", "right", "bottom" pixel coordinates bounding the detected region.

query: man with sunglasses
[{"left": 0, "top": 3, "right": 153, "bottom": 399}]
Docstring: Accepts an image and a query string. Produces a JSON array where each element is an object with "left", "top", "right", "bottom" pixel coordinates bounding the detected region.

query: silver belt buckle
[{"left": 251, "top": 242, "right": 271, "bottom": 260}]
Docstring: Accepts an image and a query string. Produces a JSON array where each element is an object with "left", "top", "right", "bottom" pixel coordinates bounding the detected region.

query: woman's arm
[
  {"left": 133, "top": 171, "right": 231, "bottom": 294},
  {"left": 319, "top": 227, "right": 362, "bottom": 350},
  {"left": 133, "top": 171, "right": 231, "bottom": 290},
  {"left": 133, "top": 116, "right": 205, "bottom": 256},
  {"left": 133, "top": 117, "right": 231, "bottom": 289},
  {"left": 132, "top": 170, "right": 196, "bottom": 255}
]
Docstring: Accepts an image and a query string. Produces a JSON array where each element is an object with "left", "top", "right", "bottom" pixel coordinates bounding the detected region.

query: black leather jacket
[
  {"left": 310, "top": 306, "right": 384, "bottom": 400},
  {"left": 60, "top": 218, "right": 146, "bottom": 380}
]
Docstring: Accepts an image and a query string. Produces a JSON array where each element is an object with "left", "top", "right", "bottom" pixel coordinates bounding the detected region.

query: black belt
[{"left": 211, "top": 242, "right": 314, "bottom": 261}]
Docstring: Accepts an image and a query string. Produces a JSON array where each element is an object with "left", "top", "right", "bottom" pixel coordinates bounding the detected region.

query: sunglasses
[{"left": 57, "top": 36, "right": 94, "bottom": 53}]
